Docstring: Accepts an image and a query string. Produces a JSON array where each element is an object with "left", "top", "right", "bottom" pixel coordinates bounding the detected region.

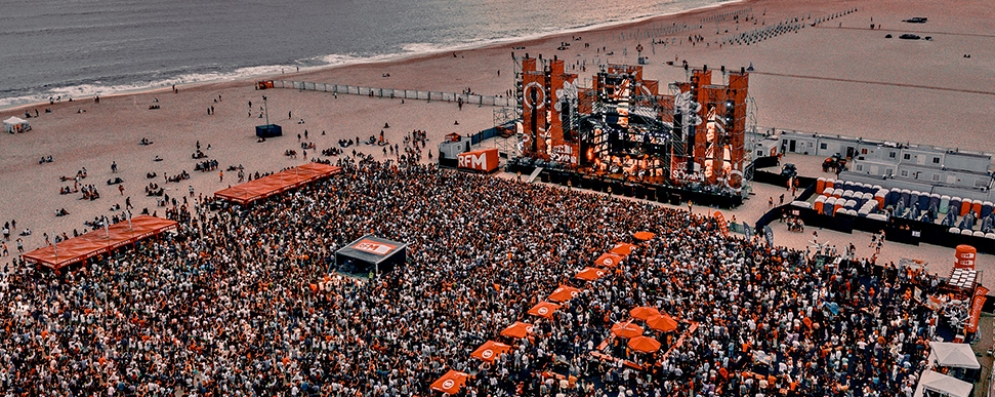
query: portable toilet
[
  {"left": 825, "top": 179, "right": 835, "bottom": 190},
  {"left": 874, "top": 191, "right": 887, "bottom": 210},
  {"left": 823, "top": 187, "right": 834, "bottom": 196},
  {"left": 816, "top": 177, "right": 827, "bottom": 193},
  {"left": 983, "top": 201, "right": 994, "bottom": 218},
  {"left": 939, "top": 195, "right": 951, "bottom": 214},
  {"left": 961, "top": 229, "right": 974, "bottom": 236},
  {"left": 834, "top": 199, "right": 844, "bottom": 215},
  {"left": 823, "top": 197, "right": 836, "bottom": 215},
  {"left": 917, "top": 193, "right": 929, "bottom": 211},
  {"left": 950, "top": 197, "right": 962, "bottom": 216},
  {"left": 961, "top": 198, "right": 973, "bottom": 217},
  {"left": 973, "top": 231, "right": 985, "bottom": 237},
  {"left": 972, "top": 200, "right": 983, "bottom": 217},
  {"left": 929, "top": 194, "right": 941, "bottom": 212},
  {"left": 814, "top": 196, "right": 826, "bottom": 213},
  {"left": 887, "top": 188, "right": 901, "bottom": 207},
  {"left": 949, "top": 227, "right": 961, "bottom": 234}
]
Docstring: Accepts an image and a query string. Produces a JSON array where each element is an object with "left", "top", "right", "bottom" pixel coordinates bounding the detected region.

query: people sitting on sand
[
  {"left": 194, "top": 159, "right": 218, "bottom": 172},
  {"left": 18, "top": 228, "right": 31, "bottom": 236},
  {"left": 106, "top": 177, "right": 124, "bottom": 185},
  {"left": 109, "top": 203, "right": 121, "bottom": 211},
  {"left": 284, "top": 149, "right": 298, "bottom": 158},
  {"left": 153, "top": 155, "right": 163, "bottom": 162},
  {"left": 38, "top": 155, "right": 54, "bottom": 164},
  {"left": 140, "top": 137, "right": 153, "bottom": 145},
  {"left": 165, "top": 171, "right": 190, "bottom": 183},
  {"left": 191, "top": 150, "right": 207, "bottom": 159}
]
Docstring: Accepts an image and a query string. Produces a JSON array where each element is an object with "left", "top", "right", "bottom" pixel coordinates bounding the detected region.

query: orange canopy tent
[
  {"left": 500, "top": 321, "right": 534, "bottom": 339},
  {"left": 548, "top": 285, "right": 581, "bottom": 302},
  {"left": 595, "top": 252, "right": 625, "bottom": 268},
  {"left": 611, "top": 321, "right": 645, "bottom": 339},
  {"left": 22, "top": 216, "right": 178, "bottom": 271},
  {"left": 646, "top": 314, "right": 679, "bottom": 333},
  {"left": 214, "top": 162, "right": 341, "bottom": 205},
  {"left": 430, "top": 370, "right": 469, "bottom": 394},
  {"left": 471, "top": 340, "right": 512, "bottom": 363},
  {"left": 630, "top": 306, "right": 661, "bottom": 321},
  {"left": 610, "top": 242, "right": 637, "bottom": 256},
  {"left": 528, "top": 301, "right": 561, "bottom": 319},
  {"left": 633, "top": 231, "right": 655, "bottom": 241},
  {"left": 628, "top": 336, "right": 662, "bottom": 353},
  {"left": 575, "top": 267, "right": 607, "bottom": 281}
]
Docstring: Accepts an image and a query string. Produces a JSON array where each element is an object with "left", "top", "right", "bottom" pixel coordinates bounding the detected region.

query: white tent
[
  {"left": 3, "top": 116, "right": 30, "bottom": 133},
  {"left": 914, "top": 370, "right": 973, "bottom": 397},
  {"left": 929, "top": 342, "right": 981, "bottom": 369}
]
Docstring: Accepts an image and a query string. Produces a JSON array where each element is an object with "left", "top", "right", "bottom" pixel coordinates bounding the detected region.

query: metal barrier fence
[{"left": 272, "top": 80, "right": 517, "bottom": 107}]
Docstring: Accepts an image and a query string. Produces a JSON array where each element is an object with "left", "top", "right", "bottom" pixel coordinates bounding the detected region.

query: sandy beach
[{"left": 1, "top": 0, "right": 993, "bottom": 281}]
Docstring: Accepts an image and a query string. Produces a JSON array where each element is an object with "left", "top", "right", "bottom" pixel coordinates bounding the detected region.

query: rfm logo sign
[{"left": 459, "top": 152, "right": 487, "bottom": 170}]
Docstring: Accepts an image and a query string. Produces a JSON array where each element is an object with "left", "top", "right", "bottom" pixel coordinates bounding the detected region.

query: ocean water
[{"left": 0, "top": 0, "right": 725, "bottom": 109}]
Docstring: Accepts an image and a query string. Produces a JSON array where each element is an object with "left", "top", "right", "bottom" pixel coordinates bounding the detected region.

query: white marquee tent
[
  {"left": 914, "top": 370, "right": 973, "bottom": 397},
  {"left": 3, "top": 116, "right": 30, "bottom": 133},
  {"left": 929, "top": 342, "right": 981, "bottom": 370}
]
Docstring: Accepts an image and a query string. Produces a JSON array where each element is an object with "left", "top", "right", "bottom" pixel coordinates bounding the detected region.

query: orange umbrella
[
  {"left": 627, "top": 336, "right": 662, "bottom": 353},
  {"left": 471, "top": 340, "right": 512, "bottom": 363},
  {"left": 629, "top": 306, "right": 661, "bottom": 321},
  {"left": 611, "top": 321, "right": 645, "bottom": 339},
  {"left": 611, "top": 242, "right": 637, "bottom": 256},
  {"left": 528, "top": 301, "right": 561, "bottom": 319},
  {"left": 500, "top": 321, "right": 534, "bottom": 339},
  {"left": 430, "top": 370, "right": 469, "bottom": 394},
  {"left": 646, "top": 314, "right": 678, "bottom": 333},
  {"left": 595, "top": 252, "right": 625, "bottom": 268},
  {"left": 574, "top": 267, "right": 607, "bottom": 281},
  {"left": 633, "top": 231, "right": 655, "bottom": 241},
  {"left": 548, "top": 285, "right": 581, "bottom": 302}
]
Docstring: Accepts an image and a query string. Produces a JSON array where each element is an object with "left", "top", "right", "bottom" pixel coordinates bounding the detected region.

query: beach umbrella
[
  {"left": 528, "top": 301, "right": 561, "bottom": 319},
  {"left": 500, "top": 321, "right": 534, "bottom": 339},
  {"left": 470, "top": 340, "right": 511, "bottom": 363},
  {"left": 595, "top": 252, "right": 625, "bottom": 268},
  {"left": 575, "top": 267, "right": 607, "bottom": 281},
  {"left": 430, "top": 370, "right": 469, "bottom": 394},
  {"left": 630, "top": 306, "right": 661, "bottom": 321},
  {"left": 646, "top": 314, "right": 678, "bottom": 333},
  {"left": 610, "top": 242, "right": 637, "bottom": 256},
  {"left": 611, "top": 321, "right": 645, "bottom": 339},
  {"left": 548, "top": 285, "right": 581, "bottom": 302},
  {"left": 633, "top": 231, "right": 655, "bottom": 241},
  {"left": 627, "top": 336, "right": 662, "bottom": 353}
]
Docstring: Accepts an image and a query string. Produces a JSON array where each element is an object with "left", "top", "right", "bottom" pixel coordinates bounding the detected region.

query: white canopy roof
[
  {"left": 929, "top": 342, "right": 981, "bottom": 369},
  {"left": 3, "top": 116, "right": 27, "bottom": 125},
  {"left": 914, "top": 370, "right": 973, "bottom": 397}
]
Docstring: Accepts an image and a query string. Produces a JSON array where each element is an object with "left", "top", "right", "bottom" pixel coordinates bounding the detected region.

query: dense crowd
[{"left": 0, "top": 159, "right": 940, "bottom": 397}]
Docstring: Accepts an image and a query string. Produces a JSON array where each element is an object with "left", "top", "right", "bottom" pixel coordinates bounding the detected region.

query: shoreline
[{"left": 0, "top": 0, "right": 751, "bottom": 115}]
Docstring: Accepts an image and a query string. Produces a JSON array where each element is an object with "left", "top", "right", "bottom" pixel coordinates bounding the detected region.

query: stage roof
[
  {"left": 214, "top": 162, "right": 341, "bottom": 205},
  {"left": 22, "top": 216, "right": 178, "bottom": 270},
  {"left": 336, "top": 235, "right": 408, "bottom": 265}
]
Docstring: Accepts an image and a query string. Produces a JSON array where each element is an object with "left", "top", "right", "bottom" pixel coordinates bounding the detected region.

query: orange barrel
[
  {"left": 961, "top": 198, "right": 973, "bottom": 216},
  {"left": 972, "top": 200, "right": 982, "bottom": 217},
  {"left": 955, "top": 245, "right": 977, "bottom": 269},
  {"left": 816, "top": 177, "right": 826, "bottom": 193}
]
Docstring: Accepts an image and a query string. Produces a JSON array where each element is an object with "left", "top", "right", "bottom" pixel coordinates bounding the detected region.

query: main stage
[{"left": 506, "top": 160, "right": 744, "bottom": 208}]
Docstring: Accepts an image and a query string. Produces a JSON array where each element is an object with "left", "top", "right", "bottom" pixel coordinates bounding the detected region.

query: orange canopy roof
[
  {"left": 595, "top": 252, "right": 625, "bottom": 268},
  {"left": 528, "top": 301, "right": 561, "bottom": 319},
  {"left": 610, "top": 242, "right": 637, "bottom": 256},
  {"left": 646, "top": 314, "right": 678, "bottom": 333},
  {"left": 574, "top": 267, "right": 607, "bottom": 281},
  {"left": 629, "top": 306, "right": 661, "bottom": 321},
  {"left": 611, "top": 321, "right": 645, "bottom": 339},
  {"left": 22, "top": 216, "right": 178, "bottom": 270},
  {"left": 500, "top": 321, "right": 535, "bottom": 339},
  {"left": 548, "top": 285, "right": 581, "bottom": 302},
  {"left": 633, "top": 231, "right": 655, "bottom": 241},
  {"left": 471, "top": 340, "right": 511, "bottom": 363},
  {"left": 214, "top": 162, "right": 341, "bottom": 205},
  {"left": 430, "top": 370, "right": 469, "bottom": 394},
  {"left": 628, "top": 336, "right": 662, "bottom": 353}
]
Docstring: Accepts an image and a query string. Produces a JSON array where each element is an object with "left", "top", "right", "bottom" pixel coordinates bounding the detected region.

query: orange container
[
  {"left": 874, "top": 196, "right": 885, "bottom": 210},
  {"left": 814, "top": 201, "right": 824, "bottom": 213},
  {"left": 833, "top": 203, "right": 843, "bottom": 215},
  {"left": 825, "top": 179, "right": 835, "bottom": 190},
  {"left": 816, "top": 178, "right": 826, "bottom": 194},
  {"left": 972, "top": 201, "right": 982, "bottom": 217},
  {"left": 955, "top": 245, "right": 977, "bottom": 269}
]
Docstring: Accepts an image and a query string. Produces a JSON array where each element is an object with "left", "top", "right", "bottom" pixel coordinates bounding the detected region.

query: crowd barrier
[{"left": 272, "top": 80, "right": 517, "bottom": 107}]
